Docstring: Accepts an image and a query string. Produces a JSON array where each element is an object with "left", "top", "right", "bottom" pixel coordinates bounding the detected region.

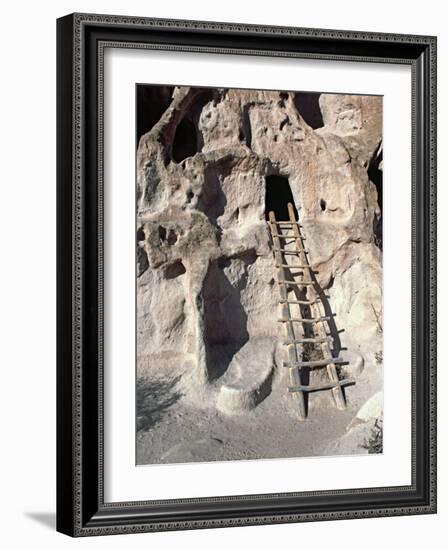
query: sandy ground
[{"left": 136, "top": 366, "right": 374, "bottom": 465}]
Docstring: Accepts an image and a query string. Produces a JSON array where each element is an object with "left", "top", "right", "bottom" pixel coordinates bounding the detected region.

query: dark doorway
[{"left": 265, "top": 175, "right": 298, "bottom": 221}]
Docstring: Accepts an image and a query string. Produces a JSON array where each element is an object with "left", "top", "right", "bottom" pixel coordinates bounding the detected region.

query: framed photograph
[{"left": 56, "top": 13, "right": 437, "bottom": 536}]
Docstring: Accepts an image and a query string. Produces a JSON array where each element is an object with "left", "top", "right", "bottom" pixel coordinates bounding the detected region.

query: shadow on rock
[{"left": 137, "top": 375, "right": 183, "bottom": 433}]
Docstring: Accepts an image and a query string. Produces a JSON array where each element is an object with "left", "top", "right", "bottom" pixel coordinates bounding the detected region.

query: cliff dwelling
[{"left": 136, "top": 85, "right": 383, "bottom": 464}]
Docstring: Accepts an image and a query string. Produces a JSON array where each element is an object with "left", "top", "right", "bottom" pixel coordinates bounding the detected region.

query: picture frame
[{"left": 56, "top": 12, "right": 437, "bottom": 536}]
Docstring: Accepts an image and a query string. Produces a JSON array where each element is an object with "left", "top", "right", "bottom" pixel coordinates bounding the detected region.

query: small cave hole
[
  {"left": 186, "top": 190, "right": 194, "bottom": 203},
  {"left": 265, "top": 175, "right": 299, "bottom": 221},
  {"left": 164, "top": 261, "right": 186, "bottom": 279},
  {"left": 293, "top": 92, "right": 324, "bottom": 129},
  {"left": 137, "top": 247, "right": 149, "bottom": 277},
  {"left": 136, "top": 226, "right": 149, "bottom": 278},
  {"left": 167, "top": 229, "right": 178, "bottom": 245},
  {"left": 279, "top": 117, "right": 289, "bottom": 131},
  {"left": 136, "top": 226, "right": 145, "bottom": 242},
  {"left": 241, "top": 104, "right": 252, "bottom": 149},
  {"left": 320, "top": 199, "right": 327, "bottom": 211},
  {"left": 172, "top": 117, "right": 198, "bottom": 163},
  {"left": 158, "top": 226, "right": 167, "bottom": 241},
  {"left": 278, "top": 92, "right": 289, "bottom": 107}
]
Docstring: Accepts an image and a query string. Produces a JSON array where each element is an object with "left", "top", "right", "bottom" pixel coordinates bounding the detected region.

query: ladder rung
[
  {"left": 277, "top": 280, "right": 314, "bottom": 285},
  {"left": 277, "top": 248, "right": 310, "bottom": 254},
  {"left": 275, "top": 263, "right": 314, "bottom": 269},
  {"left": 271, "top": 221, "right": 302, "bottom": 226},
  {"left": 278, "top": 316, "right": 331, "bottom": 323},
  {"left": 271, "top": 234, "right": 305, "bottom": 240},
  {"left": 279, "top": 299, "right": 315, "bottom": 305},
  {"left": 284, "top": 357, "right": 346, "bottom": 368},
  {"left": 288, "top": 379, "right": 355, "bottom": 393},
  {"left": 284, "top": 337, "right": 328, "bottom": 344}
]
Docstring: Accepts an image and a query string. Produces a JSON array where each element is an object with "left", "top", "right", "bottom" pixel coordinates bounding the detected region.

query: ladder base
[
  {"left": 283, "top": 357, "right": 346, "bottom": 369},
  {"left": 288, "top": 379, "right": 355, "bottom": 393}
]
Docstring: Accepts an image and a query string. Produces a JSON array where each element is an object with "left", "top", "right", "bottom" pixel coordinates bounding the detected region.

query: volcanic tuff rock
[{"left": 136, "top": 86, "right": 383, "bottom": 412}]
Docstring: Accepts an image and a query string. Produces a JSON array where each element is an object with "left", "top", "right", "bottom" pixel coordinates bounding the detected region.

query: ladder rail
[
  {"left": 268, "top": 211, "right": 306, "bottom": 420},
  {"left": 287, "top": 202, "right": 347, "bottom": 411}
]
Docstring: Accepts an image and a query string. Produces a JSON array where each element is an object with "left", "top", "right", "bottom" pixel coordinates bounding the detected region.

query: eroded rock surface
[{"left": 216, "top": 336, "right": 276, "bottom": 414}]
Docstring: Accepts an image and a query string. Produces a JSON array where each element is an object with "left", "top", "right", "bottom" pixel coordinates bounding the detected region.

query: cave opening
[
  {"left": 164, "top": 260, "right": 186, "bottom": 280},
  {"left": 172, "top": 117, "right": 198, "bottom": 163},
  {"left": 293, "top": 92, "right": 324, "bottom": 129},
  {"left": 171, "top": 89, "right": 217, "bottom": 164},
  {"left": 265, "top": 175, "right": 298, "bottom": 221},
  {"left": 136, "top": 84, "right": 175, "bottom": 142}
]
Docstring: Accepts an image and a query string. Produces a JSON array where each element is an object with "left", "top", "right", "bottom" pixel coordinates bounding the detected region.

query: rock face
[{"left": 136, "top": 86, "right": 383, "bottom": 411}]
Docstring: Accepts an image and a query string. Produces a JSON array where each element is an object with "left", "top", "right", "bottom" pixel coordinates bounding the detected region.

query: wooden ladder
[{"left": 268, "top": 203, "right": 354, "bottom": 420}]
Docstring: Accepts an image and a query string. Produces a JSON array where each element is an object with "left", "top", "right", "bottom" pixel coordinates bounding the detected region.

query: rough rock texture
[
  {"left": 216, "top": 336, "right": 276, "bottom": 414},
  {"left": 348, "top": 390, "right": 383, "bottom": 429},
  {"left": 327, "top": 390, "right": 384, "bottom": 456},
  {"left": 136, "top": 86, "right": 383, "bottom": 461}
]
